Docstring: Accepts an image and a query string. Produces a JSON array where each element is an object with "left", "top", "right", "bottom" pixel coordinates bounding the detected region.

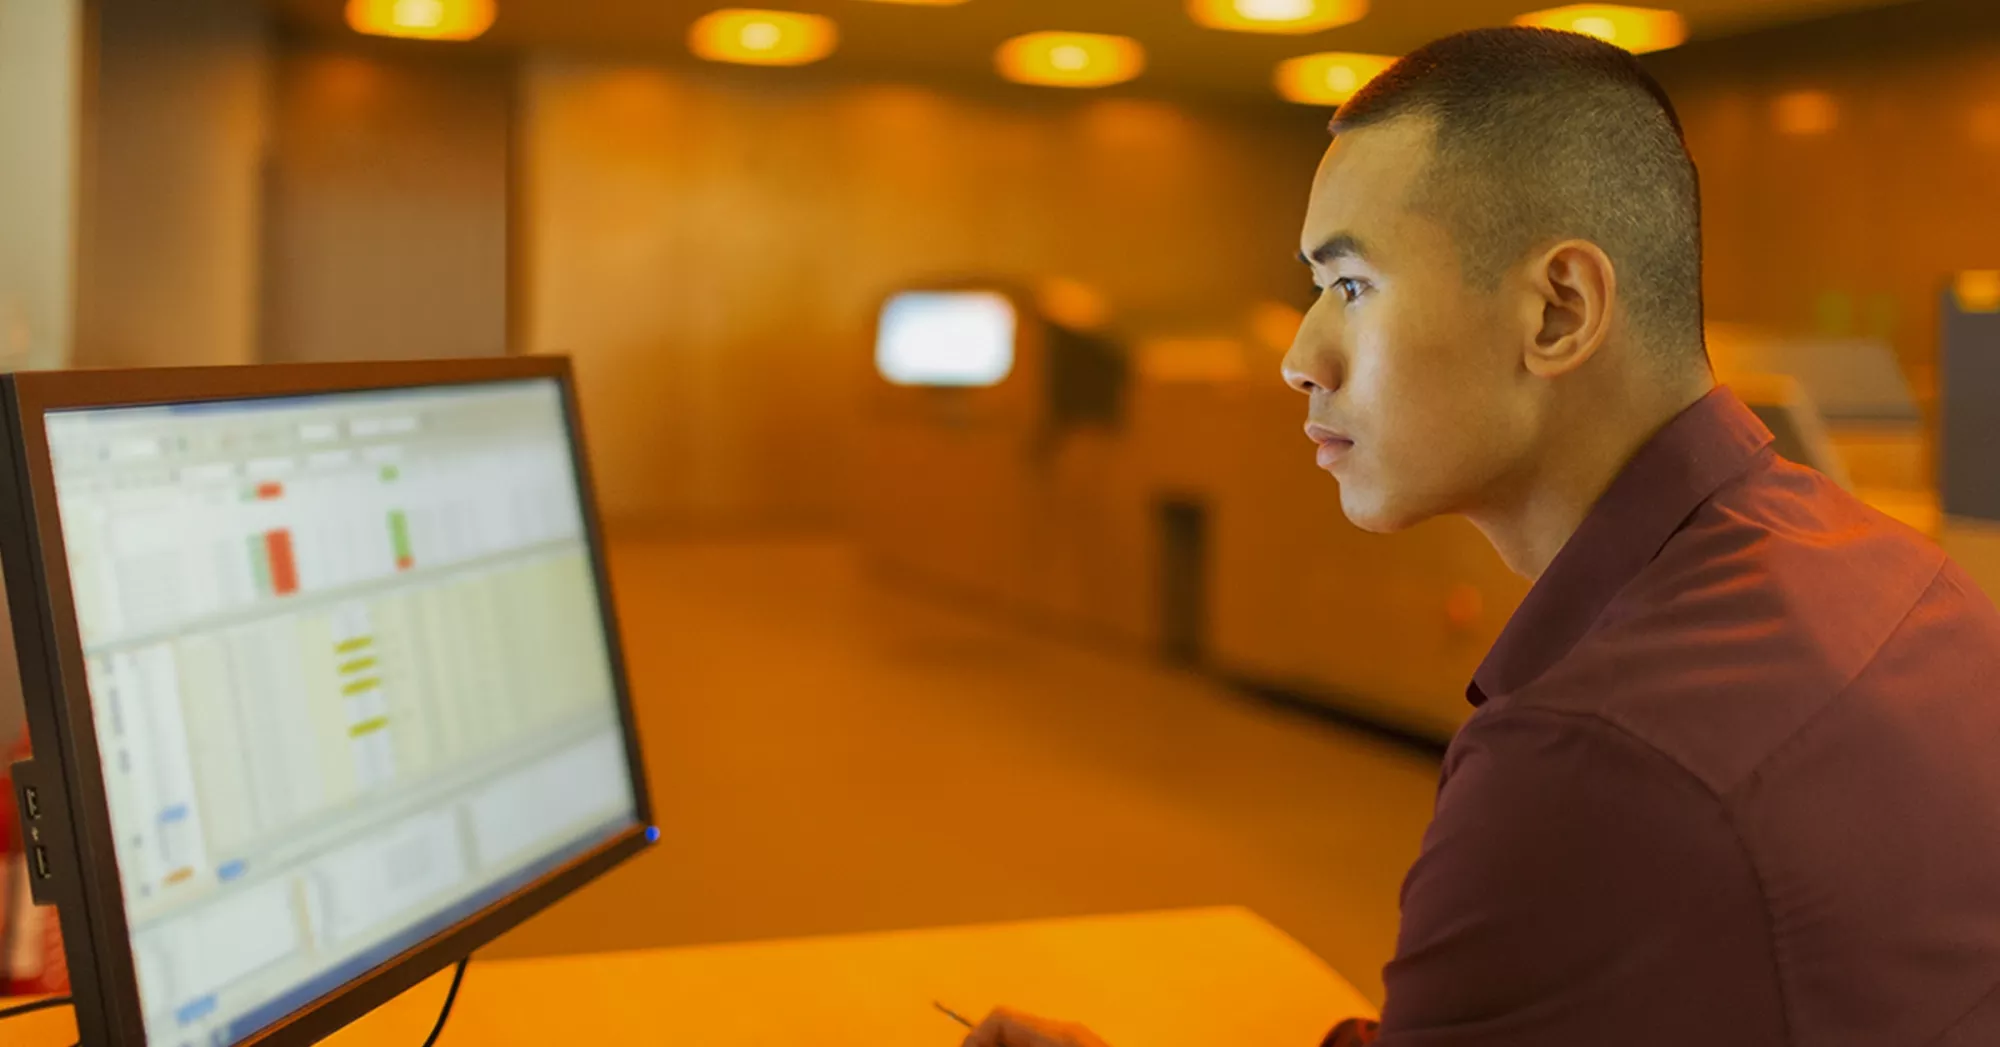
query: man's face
[{"left": 1282, "top": 117, "right": 1539, "bottom": 533}]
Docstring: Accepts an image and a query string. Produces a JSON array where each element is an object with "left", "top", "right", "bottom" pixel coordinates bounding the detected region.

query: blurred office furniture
[
  {"left": 1710, "top": 325, "right": 1937, "bottom": 534},
  {"left": 1938, "top": 274, "right": 2000, "bottom": 606},
  {"left": 1728, "top": 371, "right": 1854, "bottom": 489},
  {"left": 5, "top": 908, "right": 1375, "bottom": 1046},
  {"left": 861, "top": 297, "right": 1963, "bottom": 745},
  {"left": 859, "top": 287, "right": 1520, "bottom": 744},
  {"left": 860, "top": 282, "right": 1145, "bottom": 635}
]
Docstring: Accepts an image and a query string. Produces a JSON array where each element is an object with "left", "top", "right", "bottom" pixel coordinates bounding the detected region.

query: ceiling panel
[{"left": 269, "top": 0, "right": 1928, "bottom": 102}]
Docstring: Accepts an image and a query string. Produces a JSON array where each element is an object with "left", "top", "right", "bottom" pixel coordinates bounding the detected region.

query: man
[{"left": 966, "top": 25, "right": 2000, "bottom": 1047}]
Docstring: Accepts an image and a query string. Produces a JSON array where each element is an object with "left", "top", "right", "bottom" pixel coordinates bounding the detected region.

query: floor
[{"left": 486, "top": 539, "right": 1443, "bottom": 1006}]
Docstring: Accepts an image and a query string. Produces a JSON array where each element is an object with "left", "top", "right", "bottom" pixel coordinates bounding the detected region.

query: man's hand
[{"left": 961, "top": 1006, "right": 1113, "bottom": 1047}]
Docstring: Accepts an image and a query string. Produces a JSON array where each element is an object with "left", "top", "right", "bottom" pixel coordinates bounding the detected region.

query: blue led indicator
[
  {"left": 644, "top": 826, "right": 660, "bottom": 843},
  {"left": 176, "top": 993, "right": 218, "bottom": 1026}
]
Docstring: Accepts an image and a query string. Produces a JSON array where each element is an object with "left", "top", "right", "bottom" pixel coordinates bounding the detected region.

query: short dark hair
[{"left": 1331, "top": 27, "right": 1704, "bottom": 366}]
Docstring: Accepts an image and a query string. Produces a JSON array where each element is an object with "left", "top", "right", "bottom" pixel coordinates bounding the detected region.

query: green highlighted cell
[
  {"left": 389, "top": 510, "right": 414, "bottom": 570},
  {"left": 380, "top": 464, "right": 400, "bottom": 482},
  {"left": 246, "top": 535, "right": 272, "bottom": 593}
]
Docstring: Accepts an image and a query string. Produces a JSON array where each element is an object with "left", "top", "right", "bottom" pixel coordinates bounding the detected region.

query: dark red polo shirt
[{"left": 1333, "top": 387, "right": 2000, "bottom": 1046}]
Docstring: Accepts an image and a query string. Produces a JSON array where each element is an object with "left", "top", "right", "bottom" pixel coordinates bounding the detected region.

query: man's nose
[{"left": 1281, "top": 341, "right": 1339, "bottom": 396}]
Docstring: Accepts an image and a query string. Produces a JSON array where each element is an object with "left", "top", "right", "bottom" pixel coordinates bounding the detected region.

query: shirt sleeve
[{"left": 1371, "top": 707, "right": 1787, "bottom": 1047}]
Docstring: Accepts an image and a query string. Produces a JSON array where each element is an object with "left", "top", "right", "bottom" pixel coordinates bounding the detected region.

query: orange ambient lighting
[
  {"left": 345, "top": 0, "right": 496, "bottom": 41},
  {"left": 1038, "top": 278, "right": 1113, "bottom": 332},
  {"left": 1187, "top": 0, "right": 1367, "bottom": 34},
  {"left": 1138, "top": 337, "right": 1248, "bottom": 383},
  {"left": 1773, "top": 89, "right": 1838, "bottom": 136},
  {"left": 1249, "top": 301, "right": 1304, "bottom": 351},
  {"left": 689, "top": 9, "right": 838, "bottom": 67},
  {"left": 1274, "top": 52, "right": 1395, "bottom": 106},
  {"left": 997, "top": 32, "right": 1145, "bottom": 89},
  {"left": 856, "top": 0, "right": 968, "bottom": 4},
  {"left": 1955, "top": 271, "right": 2000, "bottom": 314},
  {"left": 1512, "top": 5, "right": 1687, "bottom": 54}
]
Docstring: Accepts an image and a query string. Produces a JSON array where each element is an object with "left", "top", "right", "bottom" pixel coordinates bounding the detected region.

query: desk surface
[{"left": 8, "top": 906, "right": 1374, "bottom": 1046}]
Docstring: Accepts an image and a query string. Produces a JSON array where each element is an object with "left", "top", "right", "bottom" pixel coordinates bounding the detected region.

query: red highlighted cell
[
  {"left": 255, "top": 481, "right": 285, "bottom": 500},
  {"left": 265, "top": 529, "right": 299, "bottom": 596},
  {"left": 396, "top": 555, "right": 414, "bottom": 572}
]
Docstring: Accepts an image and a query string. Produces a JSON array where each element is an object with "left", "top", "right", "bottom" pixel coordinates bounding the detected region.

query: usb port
[
  {"left": 22, "top": 786, "right": 40, "bottom": 820},
  {"left": 31, "top": 845, "right": 51, "bottom": 880}
]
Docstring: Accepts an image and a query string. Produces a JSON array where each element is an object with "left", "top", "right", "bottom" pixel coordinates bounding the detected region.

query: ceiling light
[
  {"left": 1187, "top": 0, "right": 1367, "bottom": 34},
  {"left": 345, "top": 0, "right": 496, "bottom": 41},
  {"left": 997, "top": 32, "right": 1145, "bottom": 89},
  {"left": 1274, "top": 52, "right": 1395, "bottom": 106},
  {"left": 689, "top": 9, "right": 838, "bottom": 66},
  {"left": 1512, "top": 5, "right": 1687, "bottom": 54}
]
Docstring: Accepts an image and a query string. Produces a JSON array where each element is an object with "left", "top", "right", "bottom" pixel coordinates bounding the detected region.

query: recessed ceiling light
[
  {"left": 689, "top": 9, "right": 838, "bottom": 67},
  {"left": 1187, "top": 0, "right": 1367, "bottom": 35},
  {"left": 997, "top": 32, "right": 1145, "bottom": 89},
  {"left": 1512, "top": 5, "right": 1687, "bottom": 54},
  {"left": 345, "top": 0, "right": 496, "bottom": 41},
  {"left": 1274, "top": 52, "right": 1396, "bottom": 106}
]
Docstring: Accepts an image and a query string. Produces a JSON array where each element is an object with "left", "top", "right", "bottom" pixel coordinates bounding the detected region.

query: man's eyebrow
[{"left": 1297, "top": 233, "right": 1368, "bottom": 267}]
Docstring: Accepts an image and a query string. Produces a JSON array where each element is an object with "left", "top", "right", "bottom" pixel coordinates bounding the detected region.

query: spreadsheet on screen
[{"left": 42, "top": 378, "right": 638, "bottom": 1046}]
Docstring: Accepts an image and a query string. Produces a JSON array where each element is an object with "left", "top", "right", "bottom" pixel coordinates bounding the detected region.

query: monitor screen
[
  {"left": 40, "top": 377, "right": 638, "bottom": 1046},
  {"left": 875, "top": 290, "right": 1017, "bottom": 387}
]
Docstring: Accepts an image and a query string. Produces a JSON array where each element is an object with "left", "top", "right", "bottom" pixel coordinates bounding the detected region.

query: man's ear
[{"left": 1521, "top": 240, "right": 1616, "bottom": 379}]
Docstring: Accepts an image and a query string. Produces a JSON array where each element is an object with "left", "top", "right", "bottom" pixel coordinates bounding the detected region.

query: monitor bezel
[{"left": 0, "top": 356, "right": 656, "bottom": 1046}]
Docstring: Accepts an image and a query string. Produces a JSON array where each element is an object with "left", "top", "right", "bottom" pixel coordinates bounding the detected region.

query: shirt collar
[{"left": 1467, "top": 386, "right": 1775, "bottom": 707}]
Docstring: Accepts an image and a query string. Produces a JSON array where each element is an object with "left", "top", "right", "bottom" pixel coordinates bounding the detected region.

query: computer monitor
[
  {"left": 875, "top": 290, "right": 1018, "bottom": 388},
  {"left": 0, "top": 358, "right": 654, "bottom": 1046}
]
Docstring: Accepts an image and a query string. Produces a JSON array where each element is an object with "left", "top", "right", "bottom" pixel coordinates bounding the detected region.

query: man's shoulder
[
  {"left": 1508, "top": 457, "right": 1985, "bottom": 796},
  {"left": 1434, "top": 704, "right": 1749, "bottom": 888}
]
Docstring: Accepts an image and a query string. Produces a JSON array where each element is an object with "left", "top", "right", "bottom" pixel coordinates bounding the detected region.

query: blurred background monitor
[
  {"left": 3, "top": 358, "right": 653, "bottom": 1046},
  {"left": 874, "top": 291, "right": 1019, "bottom": 388}
]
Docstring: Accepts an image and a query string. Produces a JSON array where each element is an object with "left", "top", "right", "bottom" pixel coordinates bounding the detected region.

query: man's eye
[{"left": 1327, "top": 277, "right": 1364, "bottom": 303}]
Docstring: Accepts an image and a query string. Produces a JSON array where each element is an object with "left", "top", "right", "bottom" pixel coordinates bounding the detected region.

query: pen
[{"left": 935, "top": 1000, "right": 976, "bottom": 1029}]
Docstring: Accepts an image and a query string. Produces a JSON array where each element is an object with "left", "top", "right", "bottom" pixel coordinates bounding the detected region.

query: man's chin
[{"left": 1338, "top": 491, "right": 1420, "bottom": 534}]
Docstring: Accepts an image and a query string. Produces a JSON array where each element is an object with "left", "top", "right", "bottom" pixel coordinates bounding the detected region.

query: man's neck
[{"left": 1470, "top": 372, "right": 1716, "bottom": 580}]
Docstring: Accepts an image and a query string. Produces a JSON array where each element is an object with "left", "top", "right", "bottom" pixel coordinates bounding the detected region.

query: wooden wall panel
[
  {"left": 519, "top": 61, "right": 1329, "bottom": 531},
  {"left": 1652, "top": 1, "right": 2000, "bottom": 413},
  {"left": 261, "top": 43, "right": 512, "bottom": 364},
  {"left": 76, "top": 0, "right": 269, "bottom": 370}
]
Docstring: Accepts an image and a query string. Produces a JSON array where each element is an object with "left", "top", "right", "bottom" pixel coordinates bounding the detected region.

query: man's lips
[{"left": 1305, "top": 422, "right": 1354, "bottom": 469}]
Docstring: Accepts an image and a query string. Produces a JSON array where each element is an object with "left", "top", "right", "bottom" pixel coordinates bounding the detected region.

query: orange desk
[{"left": 7, "top": 906, "right": 1375, "bottom": 1046}]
